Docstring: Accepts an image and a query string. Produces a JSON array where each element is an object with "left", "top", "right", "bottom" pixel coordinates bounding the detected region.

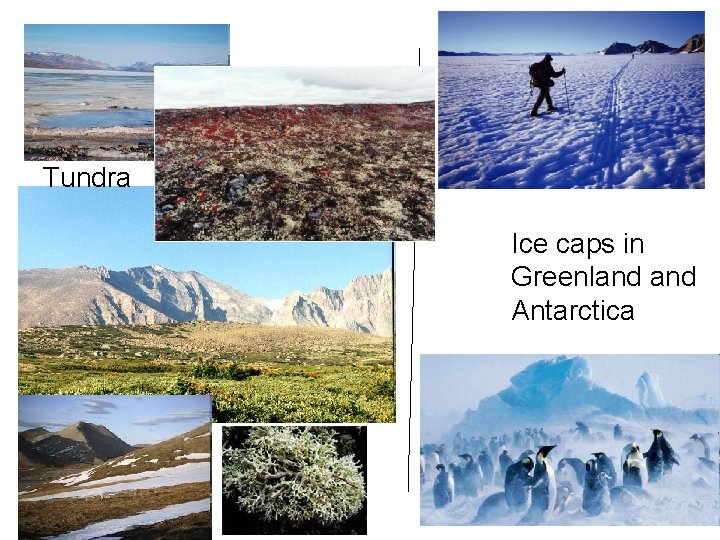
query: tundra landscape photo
[
  {"left": 24, "top": 24, "right": 229, "bottom": 160},
  {"left": 19, "top": 188, "right": 394, "bottom": 423},
  {"left": 19, "top": 395, "right": 211, "bottom": 539},
  {"left": 420, "top": 355, "right": 719, "bottom": 525},
  {"left": 438, "top": 12, "right": 704, "bottom": 188},
  {"left": 154, "top": 67, "right": 435, "bottom": 240}
]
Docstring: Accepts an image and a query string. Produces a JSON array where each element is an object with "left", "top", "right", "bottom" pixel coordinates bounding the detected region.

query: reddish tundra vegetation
[{"left": 155, "top": 102, "right": 435, "bottom": 240}]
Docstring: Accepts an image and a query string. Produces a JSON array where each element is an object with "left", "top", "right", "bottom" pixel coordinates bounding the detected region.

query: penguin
[
  {"left": 499, "top": 449, "right": 514, "bottom": 481},
  {"left": 426, "top": 450, "right": 441, "bottom": 482},
  {"left": 523, "top": 445, "right": 557, "bottom": 523},
  {"left": 518, "top": 449, "right": 534, "bottom": 461},
  {"left": 433, "top": 464, "right": 453, "bottom": 508},
  {"left": 690, "top": 434, "right": 711, "bottom": 460},
  {"left": 504, "top": 456, "right": 534, "bottom": 511},
  {"left": 613, "top": 424, "right": 623, "bottom": 440},
  {"left": 645, "top": 429, "right": 665, "bottom": 482},
  {"left": 557, "top": 457, "right": 586, "bottom": 488},
  {"left": 575, "top": 421, "right": 591, "bottom": 438},
  {"left": 477, "top": 450, "right": 494, "bottom": 487},
  {"left": 622, "top": 443, "right": 648, "bottom": 488},
  {"left": 448, "top": 462, "right": 463, "bottom": 498},
  {"left": 591, "top": 452, "right": 617, "bottom": 488},
  {"left": 657, "top": 430, "right": 679, "bottom": 473},
  {"left": 582, "top": 458, "right": 610, "bottom": 517},
  {"left": 697, "top": 456, "right": 716, "bottom": 472},
  {"left": 420, "top": 457, "right": 426, "bottom": 487},
  {"left": 554, "top": 481, "right": 582, "bottom": 515},
  {"left": 459, "top": 453, "right": 482, "bottom": 497}
]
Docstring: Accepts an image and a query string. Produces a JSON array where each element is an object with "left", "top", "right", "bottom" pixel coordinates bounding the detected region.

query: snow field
[
  {"left": 47, "top": 498, "right": 210, "bottom": 540},
  {"left": 438, "top": 54, "right": 704, "bottom": 188},
  {"left": 22, "top": 461, "right": 210, "bottom": 501}
]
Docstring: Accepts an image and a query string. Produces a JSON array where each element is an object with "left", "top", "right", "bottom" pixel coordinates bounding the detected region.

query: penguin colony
[{"left": 421, "top": 425, "right": 719, "bottom": 525}]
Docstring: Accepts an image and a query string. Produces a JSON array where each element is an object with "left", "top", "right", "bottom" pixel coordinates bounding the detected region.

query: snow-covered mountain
[
  {"left": 447, "top": 356, "right": 718, "bottom": 439},
  {"left": 24, "top": 51, "right": 113, "bottom": 70},
  {"left": 601, "top": 40, "right": 672, "bottom": 54},
  {"left": 18, "top": 265, "right": 393, "bottom": 336}
]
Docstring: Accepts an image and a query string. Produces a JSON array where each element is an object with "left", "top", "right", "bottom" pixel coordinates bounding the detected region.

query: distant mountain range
[
  {"left": 18, "top": 265, "right": 393, "bottom": 336},
  {"left": 24, "top": 51, "right": 226, "bottom": 72},
  {"left": 439, "top": 51, "right": 565, "bottom": 57},
  {"left": 439, "top": 33, "right": 705, "bottom": 58},
  {"left": 600, "top": 33, "right": 705, "bottom": 55}
]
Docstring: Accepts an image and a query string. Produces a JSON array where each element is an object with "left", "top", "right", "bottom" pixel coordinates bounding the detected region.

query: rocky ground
[
  {"left": 25, "top": 127, "right": 154, "bottom": 160},
  {"left": 155, "top": 102, "right": 435, "bottom": 240}
]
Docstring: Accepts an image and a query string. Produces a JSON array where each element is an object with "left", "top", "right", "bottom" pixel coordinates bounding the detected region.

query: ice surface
[
  {"left": 23, "top": 462, "right": 209, "bottom": 501},
  {"left": 438, "top": 54, "right": 704, "bottom": 188},
  {"left": 455, "top": 356, "right": 642, "bottom": 435},
  {"left": 47, "top": 498, "right": 210, "bottom": 540},
  {"left": 637, "top": 371, "right": 667, "bottom": 408},
  {"left": 24, "top": 69, "right": 153, "bottom": 127}
]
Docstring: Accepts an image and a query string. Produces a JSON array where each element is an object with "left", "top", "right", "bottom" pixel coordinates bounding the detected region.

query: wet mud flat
[
  {"left": 155, "top": 102, "right": 435, "bottom": 241},
  {"left": 24, "top": 68, "right": 154, "bottom": 161}
]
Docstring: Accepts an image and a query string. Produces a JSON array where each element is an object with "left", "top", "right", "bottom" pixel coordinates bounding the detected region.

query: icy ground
[
  {"left": 24, "top": 68, "right": 153, "bottom": 127},
  {"left": 47, "top": 498, "right": 210, "bottom": 540},
  {"left": 438, "top": 54, "right": 704, "bottom": 188},
  {"left": 421, "top": 423, "right": 719, "bottom": 525}
]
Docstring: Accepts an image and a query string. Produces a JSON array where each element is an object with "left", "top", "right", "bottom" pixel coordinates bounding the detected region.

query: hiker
[{"left": 530, "top": 54, "right": 566, "bottom": 117}]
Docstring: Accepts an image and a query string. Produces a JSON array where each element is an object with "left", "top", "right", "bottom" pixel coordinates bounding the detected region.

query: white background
[{"left": 5, "top": 0, "right": 718, "bottom": 537}]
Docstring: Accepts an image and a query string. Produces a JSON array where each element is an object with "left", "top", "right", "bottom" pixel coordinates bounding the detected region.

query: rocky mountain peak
[
  {"left": 19, "top": 265, "right": 393, "bottom": 336},
  {"left": 673, "top": 33, "right": 704, "bottom": 54}
]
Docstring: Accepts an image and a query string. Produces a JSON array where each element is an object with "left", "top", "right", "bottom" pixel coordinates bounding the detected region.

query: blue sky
[
  {"left": 18, "top": 395, "right": 210, "bottom": 445},
  {"left": 439, "top": 12, "right": 705, "bottom": 54},
  {"left": 18, "top": 187, "right": 392, "bottom": 299},
  {"left": 422, "top": 354, "right": 720, "bottom": 417},
  {"left": 25, "top": 24, "right": 230, "bottom": 66}
]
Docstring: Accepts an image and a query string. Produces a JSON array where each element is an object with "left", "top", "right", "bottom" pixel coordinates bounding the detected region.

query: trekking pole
[
  {"left": 563, "top": 72, "right": 571, "bottom": 112},
  {"left": 512, "top": 84, "right": 534, "bottom": 124}
]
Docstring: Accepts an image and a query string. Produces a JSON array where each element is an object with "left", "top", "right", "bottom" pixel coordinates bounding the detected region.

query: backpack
[{"left": 529, "top": 62, "right": 543, "bottom": 87}]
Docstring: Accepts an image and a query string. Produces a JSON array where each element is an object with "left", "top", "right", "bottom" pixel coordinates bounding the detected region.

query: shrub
[{"left": 222, "top": 427, "right": 365, "bottom": 525}]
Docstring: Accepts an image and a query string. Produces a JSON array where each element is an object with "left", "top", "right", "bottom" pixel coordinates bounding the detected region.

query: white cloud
[{"left": 155, "top": 66, "right": 435, "bottom": 108}]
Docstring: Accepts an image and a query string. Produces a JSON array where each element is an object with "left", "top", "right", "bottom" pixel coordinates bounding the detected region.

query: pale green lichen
[{"left": 222, "top": 426, "right": 366, "bottom": 524}]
